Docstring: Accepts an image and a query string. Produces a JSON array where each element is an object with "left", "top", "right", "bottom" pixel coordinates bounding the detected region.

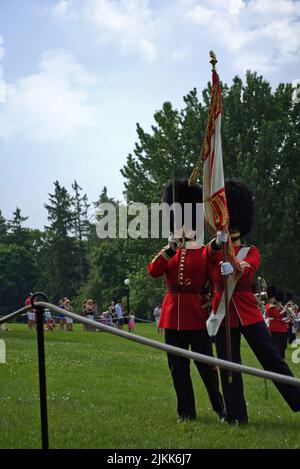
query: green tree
[
  {"left": 0, "top": 243, "right": 38, "bottom": 314},
  {"left": 7, "top": 207, "right": 30, "bottom": 246},
  {"left": 41, "top": 181, "right": 80, "bottom": 302},
  {"left": 71, "top": 180, "right": 91, "bottom": 281},
  {"left": 121, "top": 72, "right": 300, "bottom": 301},
  {"left": 0, "top": 210, "right": 8, "bottom": 241},
  {"left": 45, "top": 181, "right": 74, "bottom": 237},
  {"left": 94, "top": 186, "right": 118, "bottom": 208},
  {"left": 72, "top": 180, "right": 91, "bottom": 241},
  {"left": 220, "top": 72, "right": 299, "bottom": 295},
  {"left": 121, "top": 95, "right": 206, "bottom": 205},
  {"left": 74, "top": 238, "right": 129, "bottom": 312}
]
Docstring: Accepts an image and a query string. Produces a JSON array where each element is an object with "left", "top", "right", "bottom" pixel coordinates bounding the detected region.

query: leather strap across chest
[
  {"left": 214, "top": 282, "right": 255, "bottom": 293},
  {"left": 167, "top": 285, "right": 206, "bottom": 294}
]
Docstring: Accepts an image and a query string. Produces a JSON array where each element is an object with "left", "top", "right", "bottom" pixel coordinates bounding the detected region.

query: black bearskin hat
[
  {"left": 285, "top": 292, "right": 294, "bottom": 303},
  {"left": 276, "top": 289, "right": 285, "bottom": 303},
  {"left": 163, "top": 179, "right": 202, "bottom": 232},
  {"left": 267, "top": 285, "right": 277, "bottom": 300},
  {"left": 225, "top": 180, "right": 255, "bottom": 236}
]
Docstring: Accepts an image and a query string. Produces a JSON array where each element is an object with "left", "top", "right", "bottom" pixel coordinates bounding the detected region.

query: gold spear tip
[
  {"left": 209, "top": 50, "right": 217, "bottom": 69},
  {"left": 188, "top": 168, "right": 199, "bottom": 186}
]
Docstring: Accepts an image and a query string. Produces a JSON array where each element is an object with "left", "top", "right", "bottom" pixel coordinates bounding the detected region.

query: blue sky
[{"left": 0, "top": 0, "right": 300, "bottom": 228}]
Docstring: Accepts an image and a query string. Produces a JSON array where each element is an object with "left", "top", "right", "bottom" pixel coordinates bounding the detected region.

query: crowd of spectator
[
  {"left": 24, "top": 296, "right": 74, "bottom": 332},
  {"left": 23, "top": 294, "right": 147, "bottom": 335}
]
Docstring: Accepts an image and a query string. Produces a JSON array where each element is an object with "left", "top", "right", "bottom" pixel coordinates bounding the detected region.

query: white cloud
[
  {"left": 184, "top": 0, "right": 300, "bottom": 73},
  {"left": 53, "top": 0, "right": 158, "bottom": 62},
  {"left": 185, "top": 5, "right": 215, "bottom": 25},
  {"left": 171, "top": 49, "right": 191, "bottom": 63},
  {"left": 52, "top": 0, "right": 71, "bottom": 17},
  {"left": 0, "top": 35, "right": 4, "bottom": 64},
  {"left": 235, "top": 53, "right": 276, "bottom": 74},
  {"left": 0, "top": 49, "right": 99, "bottom": 143},
  {"left": 249, "top": 0, "right": 300, "bottom": 18}
]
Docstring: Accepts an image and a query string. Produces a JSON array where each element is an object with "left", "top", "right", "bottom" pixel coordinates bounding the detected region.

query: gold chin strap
[{"left": 230, "top": 231, "right": 241, "bottom": 242}]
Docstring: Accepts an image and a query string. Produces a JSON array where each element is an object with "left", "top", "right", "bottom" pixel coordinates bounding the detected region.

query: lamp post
[{"left": 124, "top": 278, "right": 130, "bottom": 320}]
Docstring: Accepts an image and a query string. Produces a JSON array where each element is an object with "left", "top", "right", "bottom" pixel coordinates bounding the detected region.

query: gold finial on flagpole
[{"left": 209, "top": 50, "right": 217, "bottom": 70}]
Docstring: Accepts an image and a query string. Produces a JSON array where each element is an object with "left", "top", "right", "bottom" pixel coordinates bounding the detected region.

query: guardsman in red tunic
[
  {"left": 285, "top": 292, "right": 299, "bottom": 344},
  {"left": 206, "top": 180, "right": 300, "bottom": 425},
  {"left": 266, "top": 286, "right": 289, "bottom": 358},
  {"left": 149, "top": 180, "right": 225, "bottom": 422},
  {"left": 276, "top": 289, "right": 290, "bottom": 357}
]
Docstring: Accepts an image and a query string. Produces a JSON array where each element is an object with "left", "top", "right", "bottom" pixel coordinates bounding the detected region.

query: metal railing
[{"left": 1, "top": 292, "right": 300, "bottom": 449}]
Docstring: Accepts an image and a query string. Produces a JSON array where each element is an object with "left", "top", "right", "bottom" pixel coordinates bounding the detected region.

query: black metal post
[{"left": 31, "top": 292, "right": 49, "bottom": 450}]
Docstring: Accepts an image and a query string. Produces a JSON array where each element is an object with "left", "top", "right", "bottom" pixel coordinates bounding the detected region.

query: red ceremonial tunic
[
  {"left": 266, "top": 303, "right": 289, "bottom": 333},
  {"left": 148, "top": 243, "right": 208, "bottom": 330},
  {"left": 206, "top": 243, "right": 264, "bottom": 328}
]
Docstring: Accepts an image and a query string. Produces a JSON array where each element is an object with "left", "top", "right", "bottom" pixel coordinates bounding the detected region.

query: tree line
[{"left": 0, "top": 71, "right": 299, "bottom": 315}]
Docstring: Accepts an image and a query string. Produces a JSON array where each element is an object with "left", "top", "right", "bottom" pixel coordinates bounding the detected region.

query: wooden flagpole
[
  {"left": 222, "top": 241, "right": 233, "bottom": 383},
  {"left": 210, "top": 52, "right": 233, "bottom": 383}
]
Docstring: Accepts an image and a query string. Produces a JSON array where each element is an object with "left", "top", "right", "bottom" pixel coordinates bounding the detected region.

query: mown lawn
[{"left": 0, "top": 323, "right": 300, "bottom": 449}]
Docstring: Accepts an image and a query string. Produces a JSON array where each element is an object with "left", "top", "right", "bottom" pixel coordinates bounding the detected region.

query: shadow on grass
[{"left": 170, "top": 411, "right": 300, "bottom": 433}]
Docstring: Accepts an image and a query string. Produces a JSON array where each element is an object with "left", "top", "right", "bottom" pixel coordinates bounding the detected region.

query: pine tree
[
  {"left": 45, "top": 181, "right": 74, "bottom": 237},
  {"left": 72, "top": 180, "right": 91, "bottom": 241},
  {"left": 121, "top": 96, "right": 206, "bottom": 205},
  {"left": 71, "top": 180, "right": 91, "bottom": 281},
  {"left": 0, "top": 209, "right": 8, "bottom": 241},
  {"left": 8, "top": 207, "right": 30, "bottom": 246},
  {"left": 94, "top": 186, "right": 118, "bottom": 208},
  {"left": 42, "top": 181, "right": 80, "bottom": 302},
  {"left": 0, "top": 244, "right": 38, "bottom": 314}
]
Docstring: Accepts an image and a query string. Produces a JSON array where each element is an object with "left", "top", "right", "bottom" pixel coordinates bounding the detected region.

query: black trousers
[
  {"left": 165, "top": 329, "right": 225, "bottom": 419},
  {"left": 288, "top": 326, "right": 296, "bottom": 344},
  {"left": 271, "top": 332, "right": 288, "bottom": 358},
  {"left": 216, "top": 321, "right": 300, "bottom": 422}
]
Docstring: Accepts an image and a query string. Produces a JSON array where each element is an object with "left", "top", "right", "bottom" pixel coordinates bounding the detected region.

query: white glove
[
  {"left": 216, "top": 231, "right": 228, "bottom": 246},
  {"left": 220, "top": 261, "right": 234, "bottom": 276},
  {"left": 168, "top": 235, "right": 179, "bottom": 251}
]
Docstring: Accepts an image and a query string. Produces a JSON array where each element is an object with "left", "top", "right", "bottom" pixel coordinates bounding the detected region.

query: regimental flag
[
  {"left": 202, "top": 64, "right": 241, "bottom": 273},
  {"left": 202, "top": 68, "right": 228, "bottom": 234}
]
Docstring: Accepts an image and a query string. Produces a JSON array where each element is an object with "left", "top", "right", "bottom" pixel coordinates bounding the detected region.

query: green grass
[{"left": 0, "top": 323, "right": 300, "bottom": 449}]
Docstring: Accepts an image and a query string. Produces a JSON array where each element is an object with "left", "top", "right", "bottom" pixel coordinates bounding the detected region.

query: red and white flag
[
  {"left": 202, "top": 68, "right": 228, "bottom": 234},
  {"left": 203, "top": 66, "right": 241, "bottom": 336},
  {"left": 202, "top": 67, "right": 241, "bottom": 275}
]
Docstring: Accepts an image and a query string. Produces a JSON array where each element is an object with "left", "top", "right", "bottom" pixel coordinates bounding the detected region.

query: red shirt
[
  {"left": 206, "top": 243, "right": 264, "bottom": 328},
  {"left": 266, "top": 303, "right": 289, "bottom": 333},
  {"left": 25, "top": 297, "right": 31, "bottom": 306},
  {"left": 148, "top": 244, "right": 208, "bottom": 330}
]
